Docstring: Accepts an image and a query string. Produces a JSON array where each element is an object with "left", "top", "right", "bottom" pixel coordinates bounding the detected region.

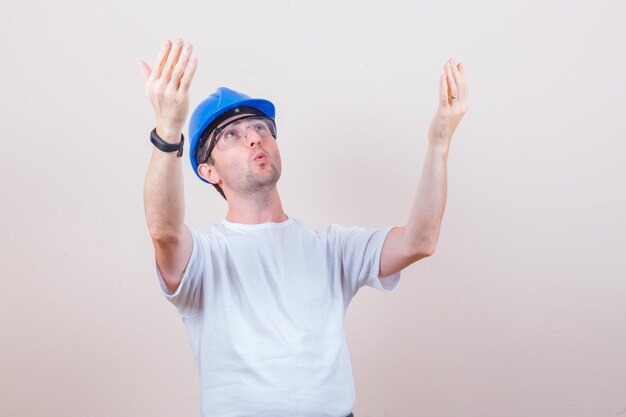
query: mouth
[{"left": 253, "top": 151, "right": 267, "bottom": 162}]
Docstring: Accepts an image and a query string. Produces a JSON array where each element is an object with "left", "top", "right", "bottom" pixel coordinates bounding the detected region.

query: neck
[{"left": 224, "top": 187, "right": 288, "bottom": 224}]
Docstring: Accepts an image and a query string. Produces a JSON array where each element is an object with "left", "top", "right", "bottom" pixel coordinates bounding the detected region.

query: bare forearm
[
  {"left": 140, "top": 38, "right": 198, "bottom": 242},
  {"left": 405, "top": 140, "right": 450, "bottom": 254},
  {"left": 386, "top": 58, "right": 467, "bottom": 264},
  {"left": 143, "top": 132, "right": 186, "bottom": 240},
  {"left": 403, "top": 57, "right": 468, "bottom": 255}
]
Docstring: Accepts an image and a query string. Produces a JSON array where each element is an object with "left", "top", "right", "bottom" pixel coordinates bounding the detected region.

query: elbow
[
  {"left": 398, "top": 227, "right": 438, "bottom": 260},
  {"left": 405, "top": 235, "right": 437, "bottom": 259},
  {"left": 420, "top": 234, "right": 439, "bottom": 257},
  {"left": 146, "top": 220, "right": 182, "bottom": 244},
  {"left": 414, "top": 245, "right": 435, "bottom": 259},
  {"left": 410, "top": 242, "right": 436, "bottom": 259},
  {"left": 401, "top": 245, "right": 435, "bottom": 263}
]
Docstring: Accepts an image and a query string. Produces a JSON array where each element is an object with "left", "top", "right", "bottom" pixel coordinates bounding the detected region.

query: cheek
[
  {"left": 268, "top": 147, "right": 281, "bottom": 165},
  {"left": 215, "top": 154, "right": 244, "bottom": 177},
  {"left": 268, "top": 139, "right": 281, "bottom": 155}
]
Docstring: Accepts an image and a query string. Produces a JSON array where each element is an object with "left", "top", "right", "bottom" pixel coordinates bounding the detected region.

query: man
[{"left": 138, "top": 38, "right": 468, "bottom": 417}]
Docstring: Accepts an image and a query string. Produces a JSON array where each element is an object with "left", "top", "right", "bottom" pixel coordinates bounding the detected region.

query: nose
[{"left": 245, "top": 126, "right": 262, "bottom": 147}]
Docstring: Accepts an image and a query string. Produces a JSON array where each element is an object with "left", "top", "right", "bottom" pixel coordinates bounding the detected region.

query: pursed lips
[{"left": 252, "top": 151, "right": 267, "bottom": 161}]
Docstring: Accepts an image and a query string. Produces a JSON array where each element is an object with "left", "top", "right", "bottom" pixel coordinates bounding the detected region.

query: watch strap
[{"left": 150, "top": 128, "right": 184, "bottom": 158}]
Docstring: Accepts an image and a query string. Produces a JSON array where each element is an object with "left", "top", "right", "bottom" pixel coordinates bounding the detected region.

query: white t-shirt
[{"left": 155, "top": 216, "right": 402, "bottom": 417}]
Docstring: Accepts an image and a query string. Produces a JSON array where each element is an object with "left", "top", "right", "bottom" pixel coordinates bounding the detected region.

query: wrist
[
  {"left": 428, "top": 136, "right": 451, "bottom": 153},
  {"left": 150, "top": 128, "right": 184, "bottom": 158},
  {"left": 155, "top": 126, "right": 184, "bottom": 144}
]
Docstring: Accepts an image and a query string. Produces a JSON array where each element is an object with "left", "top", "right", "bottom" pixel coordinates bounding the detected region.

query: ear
[{"left": 198, "top": 162, "right": 221, "bottom": 185}]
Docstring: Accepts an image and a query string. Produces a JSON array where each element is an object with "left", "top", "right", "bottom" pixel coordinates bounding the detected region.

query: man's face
[{"left": 198, "top": 113, "right": 282, "bottom": 196}]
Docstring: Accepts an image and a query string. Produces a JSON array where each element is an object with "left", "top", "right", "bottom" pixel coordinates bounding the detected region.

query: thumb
[{"left": 138, "top": 61, "right": 151, "bottom": 81}]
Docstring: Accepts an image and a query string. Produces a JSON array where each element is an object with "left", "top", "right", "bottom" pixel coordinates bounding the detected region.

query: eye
[
  {"left": 222, "top": 128, "right": 240, "bottom": 141},
  {"left": 254, "top": 123, "right": 269, "bottom": 133}
]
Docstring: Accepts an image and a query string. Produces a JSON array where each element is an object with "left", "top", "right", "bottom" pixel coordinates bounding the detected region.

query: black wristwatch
[{"left": 150, "top": 128, "right": 184, "bottom": 158}]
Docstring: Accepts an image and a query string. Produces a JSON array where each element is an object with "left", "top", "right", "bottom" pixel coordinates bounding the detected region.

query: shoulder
[{"left": 185, "top": 223, "right": 228, "bottom": 249}]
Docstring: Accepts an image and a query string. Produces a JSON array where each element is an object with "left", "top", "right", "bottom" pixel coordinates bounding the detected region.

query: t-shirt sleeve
[
  {"left": 335, "top": 224, "right": 402, "bottom": 300},
  {"left": 154, "top": 227, "right": 207, "bottom": 318}
]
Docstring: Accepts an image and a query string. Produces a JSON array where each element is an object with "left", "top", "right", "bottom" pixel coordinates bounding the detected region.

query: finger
[
  {"left": 180, "top": 57, "right": 198, "bottom": 92},
  {"left": 151, "top": 40, "right": 172, "bottom": 80},
  {"left": 445, "top": 61, "right": 458, "bottom": 102},
  {"left": 170, "top": 42, "right": 193, "bottom": 88},
  {"left": 162, "top": 38, "right": 184, "bottom": 83},
  {"left": 449, "top": 58, "right": 462, "bottom": 92},
  {"left": 458, "top": 62, "right": 468, "bottom": 100},
  {"left": 458, "top": 62, "right": 466, "bottom": 85},
  {"left": 138, "top": 60, "right": 151, "bottom": 81},
  {"left": 439, "top": 73, "right": 448, "bottom": 106}
]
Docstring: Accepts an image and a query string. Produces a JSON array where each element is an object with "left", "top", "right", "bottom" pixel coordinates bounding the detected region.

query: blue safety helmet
[{"left": 188, "top": 86, "right": 276, "bottom": 184}]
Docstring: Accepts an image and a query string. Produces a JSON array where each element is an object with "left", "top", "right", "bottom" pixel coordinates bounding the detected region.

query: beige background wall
[{"left": 2, "top": 0, "right": 625, "bottom": 416}]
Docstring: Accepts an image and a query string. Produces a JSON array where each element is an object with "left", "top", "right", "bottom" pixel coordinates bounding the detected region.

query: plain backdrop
[{"left": 1, "top": 0, "right": 625, "bottom": 416}]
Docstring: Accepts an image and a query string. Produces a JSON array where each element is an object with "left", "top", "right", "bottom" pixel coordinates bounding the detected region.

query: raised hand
[
  {"left": 138, "top": 38, "right": 198, "bottom": 143},
  {"left": 428, "top": 57, "right": 469, "bottom": 145}
]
